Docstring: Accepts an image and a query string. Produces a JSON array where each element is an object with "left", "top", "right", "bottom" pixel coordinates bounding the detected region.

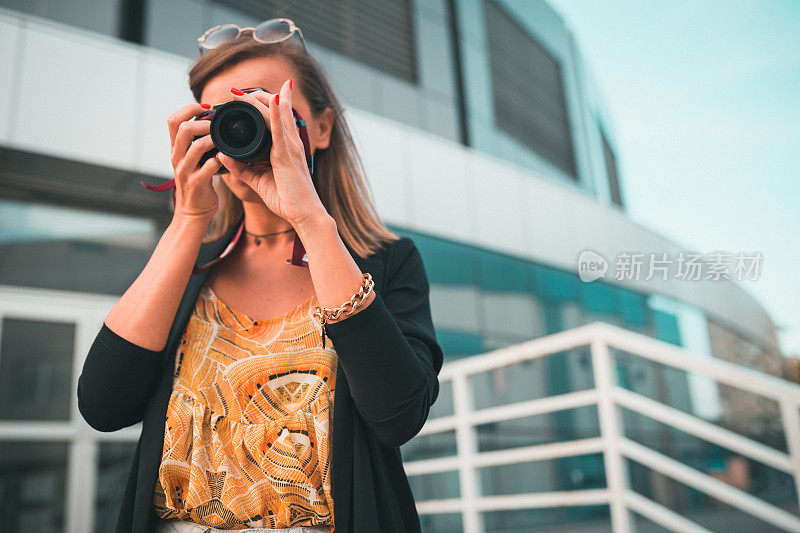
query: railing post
[
  {"left": 453, "top": 372, "right": 484, "bottom": 533},
  {"left": 592, "top": 333, "right": 635, "bottom": 533},
  {"left": 780, "top": 398, "right": 800, "bottom": 513}
]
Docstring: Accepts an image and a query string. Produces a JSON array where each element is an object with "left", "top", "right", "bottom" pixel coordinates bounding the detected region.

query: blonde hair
[{"left": 187, "top": 37, "right": 399, "bottom": 258}]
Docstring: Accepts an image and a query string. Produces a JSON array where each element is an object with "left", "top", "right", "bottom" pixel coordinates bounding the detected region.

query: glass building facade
[
  {"left": 0, "top": 0, "right": 790, "bottom": 531},
  {"left": 389, "top": 226, "right": 793, "bottom": 531}
]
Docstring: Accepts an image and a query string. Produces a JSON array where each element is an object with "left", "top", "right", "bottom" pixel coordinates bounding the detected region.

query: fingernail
[
  {"left": 275, "top": 94, "right": 280, "bottom": 105},
  {"left": 200, "top": 103, "right": 211, "bottom": 109},
  {"left": 230, "top": 87, "right": 244, "bottom": 96},
  {"left": 289, "top": 78, "right": 293, "bottom": 90}
]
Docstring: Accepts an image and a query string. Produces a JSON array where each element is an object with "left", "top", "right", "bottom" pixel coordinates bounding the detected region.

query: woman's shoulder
[
  {"left": 371, "top": 235, "right": 419, "bottom": 266},
  {"left": 342, "top": 234, "right": 412, "bottom": 261},
  {"left": 345, "top": 235, "right": 422, "bottom": 288},
  {"left": 378, "top": 236, "right": 429, "bottom": 288}
]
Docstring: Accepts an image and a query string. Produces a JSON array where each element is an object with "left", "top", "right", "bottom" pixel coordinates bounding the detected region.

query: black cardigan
[{"left": 76, "top": 221, "right": 444, "bottom": 533}]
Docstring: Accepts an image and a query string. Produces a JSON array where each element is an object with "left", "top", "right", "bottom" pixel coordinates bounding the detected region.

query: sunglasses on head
[{"left": 197, "top": 17, "right": 308, "bottom": 55}]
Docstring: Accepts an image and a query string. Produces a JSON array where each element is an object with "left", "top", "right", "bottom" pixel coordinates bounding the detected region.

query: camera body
[
  {"left": 140, "top": 99, "right": 312, "bottom": 204},
  {"left": 192, "top": 100, "right": 273, "bottom": 174}
]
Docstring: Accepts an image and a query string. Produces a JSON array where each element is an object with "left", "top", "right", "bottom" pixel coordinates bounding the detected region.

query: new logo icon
[{"left": 577, "top": 249, "right": 608, "bottom": 282}]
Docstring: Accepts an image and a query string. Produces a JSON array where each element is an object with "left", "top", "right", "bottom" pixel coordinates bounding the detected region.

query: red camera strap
[{"left": 140, "top": 107, "right": 314, "bottom": 273}]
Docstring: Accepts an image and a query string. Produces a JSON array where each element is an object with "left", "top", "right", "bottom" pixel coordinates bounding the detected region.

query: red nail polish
[
  {"left": 200, "top": 103, "right": 211, "bottom": 109},
  {"left": 275, "top": 94, "right": 280, "bottom": 105},
  {"left": 289, "top": 78, "right": 293, "bottom": 90},
  {"left": 230, "top": 87, "right": 244, "bottom": 96}
]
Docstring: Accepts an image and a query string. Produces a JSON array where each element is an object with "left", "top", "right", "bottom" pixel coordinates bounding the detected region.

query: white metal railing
[{"left": 404, "top": 322, "right": 800, "bottom": 533}]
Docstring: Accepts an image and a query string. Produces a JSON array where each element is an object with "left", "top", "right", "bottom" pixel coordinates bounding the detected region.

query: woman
[{"left": 76, "top": 18, "right": 443, "bottom": 533}]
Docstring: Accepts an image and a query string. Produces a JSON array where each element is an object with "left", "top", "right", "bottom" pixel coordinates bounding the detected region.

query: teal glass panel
[
  {"left": 401, "top": 430, "right": 457, "bottom": 461},
  {"left": 0, "top": 440, "right": 68, "bottom": 532},
  {"left": 388, "top": 228, "right": 475, "bottom": 286},
  {"left": 436, "top": 329, "right": 484, "bottom": 358},
  {"left": 531, "top": 264, "right": 578, "bottom": 301},
  {"left": 478, "top": 453, "right": 606, "bottom": 495},
  {"left": 581, "top": 281, "right": 618, "bottom": 314},
  {"left": 95, "top": 442, "right": 137, "bottom": 533},
  {"left": 476, "top": 405, "right": 600, "bottom": 452},
  {"left": 420, "top": 513, "right": 462, "bottom": 533},
  {"left": 470, "top": 358, "right": 548, "bottom": 410},
  {"left": 616, "top": 364, "right": 630, "bottom": 389},
  {"left": 654, "top": 309, "right": 682, "bottom": 346},
  {"left": 483, "top": 506, "right": 610, "bottom": 532},
  {"left": 618, "top": 288, "right": 649, "bottom": 326},
  {"left": 429, "top": 379, "right": 454, "bottom": 418},
  {"left": 408, "top": 470, "right": 460, "bottom": 501},
  {"left": 541, "top": 301, "right": 564, "bottom": 334},
  {"left": 477, "top": 252, "right": 530, "bottom": 291}
]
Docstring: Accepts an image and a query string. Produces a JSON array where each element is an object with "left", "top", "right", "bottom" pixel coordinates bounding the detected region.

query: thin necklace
[{"left": 243, "top": 226, "right": 295, "bottom": 246}]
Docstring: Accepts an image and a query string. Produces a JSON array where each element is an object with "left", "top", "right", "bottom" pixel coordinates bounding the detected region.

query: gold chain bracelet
[{"left": 313, "top": 272, "right": 374, "bottom": 349}]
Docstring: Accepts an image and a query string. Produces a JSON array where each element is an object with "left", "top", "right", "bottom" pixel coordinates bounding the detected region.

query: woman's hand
[
  {"left": 215, "top": 79, "right": 328, "bottom": 227},
  {"left": 167, "top": 102, "right": 223, "bottom": 223}
]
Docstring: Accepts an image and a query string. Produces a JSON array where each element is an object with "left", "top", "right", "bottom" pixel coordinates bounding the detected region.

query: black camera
[{"left": 193, "top": 100, "right": 272, "bottom": 174}]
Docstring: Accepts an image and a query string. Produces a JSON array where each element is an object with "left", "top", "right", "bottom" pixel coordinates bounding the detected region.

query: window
[
  {"left": 214, "top": 0, "right": 418, "bottom": 83},
  {"left": 94, "top": 443, "right": 138, "bottom": 533},
  {"left": 0, "top": 198, "right": 159, "bottom": 295},
  {"left": 0, "top": 441, "right": 69, "bottom": 532},
  {"left": 601, "top": 127, "right": 624, "bottom": 208},
  {"left": 484, "top": 0, "right": 577, "bottom": 179},
  {"left": 0, "top": 0, "right": 124, "bottom": 38},
  {"left": 0, "top": 318, "right": 75, "bottom": 421}
]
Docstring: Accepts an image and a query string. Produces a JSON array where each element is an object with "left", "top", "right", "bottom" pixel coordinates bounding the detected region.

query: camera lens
[
  {"left": 211, "top": 100, "right": 272, "bottom": 162},
  {"left": 219, "top": 109, "right": 256, "bottom": 149},
  {"left": 209, "top": 100, "right": 270, "bottom": 163}
]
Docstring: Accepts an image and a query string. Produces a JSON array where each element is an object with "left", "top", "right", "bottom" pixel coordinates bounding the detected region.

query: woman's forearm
[
  {"left": 294, "top": 213, "right": 376, "bottom": 322},
  {"left": 104, "top": 215, "right": 210, "bottom": 351}
]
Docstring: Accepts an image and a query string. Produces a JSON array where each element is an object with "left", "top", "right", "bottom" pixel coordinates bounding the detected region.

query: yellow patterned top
[{"left": 152, "top": 279, "right": 337, "bottom": 531}]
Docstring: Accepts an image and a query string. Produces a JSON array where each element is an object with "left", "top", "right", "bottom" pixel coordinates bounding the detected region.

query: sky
[{"left": 546, "top": 0, "right": 800, "bottom": 355}]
